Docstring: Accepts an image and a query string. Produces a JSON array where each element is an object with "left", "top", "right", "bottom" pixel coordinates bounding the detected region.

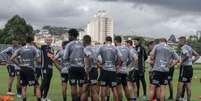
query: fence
[{"left": 0, "top": 44, "right": 10, "bottom": 52}]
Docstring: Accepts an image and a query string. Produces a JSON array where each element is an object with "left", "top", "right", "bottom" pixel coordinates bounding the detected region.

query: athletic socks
[
  {"left": 23, "top": 97, "right": 27, "bottom": 101},
  {"left": 37, "top": 98, "right": 41, "bottom": 101},
  {"left": 156, "top": 98, "right": 160, "bottom": 101},
  {"left": 72, "top": 96, "right": 80, "bottom": 101},
  {"left": 8, "top": 88, "right": 11, "bottom": 92},
  {"left": 129, "top": 97, "right": 136, "bottom": 101},
  {"left": 72, "top": 95, "right": 76, "bottom": 101},
  {"left": 63, "top": 96, "right": 67, "bottom": 101},
  {"left": 17, "top": 87, "right": 22, "bottom": 95},
  {"left": 106, "top": 96, "right": 110, "bottom": 101}
]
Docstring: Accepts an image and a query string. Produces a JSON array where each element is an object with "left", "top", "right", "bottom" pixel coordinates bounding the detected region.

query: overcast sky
[{"left": 0, "top": 0, "right": 201, "bottom": 38}]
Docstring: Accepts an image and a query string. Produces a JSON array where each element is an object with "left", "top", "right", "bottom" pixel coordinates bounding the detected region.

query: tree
[
  {"left": 188, "top": 36, "right": 201, "bottom": 55},
  {"left": 0, "top": 15, "right": 34, "bottom": 44}
]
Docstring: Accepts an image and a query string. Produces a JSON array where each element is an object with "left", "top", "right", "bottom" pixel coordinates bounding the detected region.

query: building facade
[{"left": 87, "top": 10, "right": 114, "bottom": 43}]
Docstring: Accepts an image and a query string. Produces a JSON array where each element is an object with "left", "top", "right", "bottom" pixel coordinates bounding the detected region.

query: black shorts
[
  {"left": 98, "top": 69, "right": 117, "bottom": 87},
  {"left": 61, "top": 73, "right": 68, "bottom": 83},
  {"left": 151, "top": 71, "right": 168, "bottom": 86},
  {"left": 88, "top": 68, "right": 98, "bottom": 85},
  {"left": 69, "top": 67, "right": 86, "bottom": 86},
  {"left": 134, "top": 70, "right": 145, "bottom": 81},
  {"left": 20, "top": 67, "right": 38, "bottom": 86},
  {"left": 117, "top": 73, "right": 128, "bottom": 86},
  {"left": 168, "top": 67, "right": 175, "bottom": 81},
  {"left": 128, "top": 70, "right": 136, "bottom": 82},
  {"left": 7, "top": 65, "right": 16, "bottom": 77},
  {"left": 35, "top": 68, "right": 42, "bottom": 79},
  {"left": 179, "top": 65, "right": 193, "bottom": 83}
]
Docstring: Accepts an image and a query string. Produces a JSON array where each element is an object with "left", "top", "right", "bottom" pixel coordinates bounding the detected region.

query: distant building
[
  {"left": 34, "top": 33, "right": 54, "bottom": 45},
  {"left": 167, "top": 34, "right": 178, "bottom": 49},
  {"left": 86, "top": 10, "right": 114, "bottom": 43},
  {"left": 196, "top": 31, "right": 201, "bottom": 39},
  {"left": 37, "top": 29, "right": 49, "bottom": 35},
  {"left": 168, "top": 34, "right": 177, "bottom": 43}
]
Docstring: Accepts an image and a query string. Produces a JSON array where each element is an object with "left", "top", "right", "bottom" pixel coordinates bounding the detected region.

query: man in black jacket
[
  {"left": 134, "top": 38, "right": 148, "bottom": 98},
  {"left": 40, "top": 36, "right": 54, "bottom": 101}
]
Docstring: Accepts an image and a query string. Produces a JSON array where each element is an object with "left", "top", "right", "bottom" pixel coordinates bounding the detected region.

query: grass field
[{"left": 0, "top": 64, "right": 201, "bottom": 101}]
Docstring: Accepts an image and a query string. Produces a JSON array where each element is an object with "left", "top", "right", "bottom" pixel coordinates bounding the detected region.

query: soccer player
[
  {"left": 40, "top": 36, "right": 54, "bottom": 101},
  {"left": 134, "top": 38, "right": 147, "bottom": 98},
  {"left": 53, "top": 41, "right": 69, "bottom": 101},
  {"left": 148, "top": 38, "right": 179, "bottom": 101},
  {"left": 97, "top": 36, "right": 121, "bottom": 101},
  {"left": 83, "top": 35, "right": 99, "bottom": 101},
  {"left": 11, "top": 36, "right": 41, "bottom": 101},
  {"left": 32, "top": 42, "right": 42, "bottom": 96},
  {"left": 63, "top": 29, "right": 86, "bottom": 101},
  {"left": 147, "top": 41, "right": 160, "bottom": 100},
  {"left": 176, "top": 36, "right": 200, "bottom": 101},
  {"left": 114, "top": 36, "right": 131, "bottom": 101},
  {"left": 126, "top": 40, "right": 138, "bottom": 101},
  {"left": 0, "top": 40, "right": 19, "bottom": 96}
]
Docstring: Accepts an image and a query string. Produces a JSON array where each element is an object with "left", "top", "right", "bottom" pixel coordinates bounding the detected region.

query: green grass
[{"left": 0, "top": 64, "right": 201, "bottom": 101}]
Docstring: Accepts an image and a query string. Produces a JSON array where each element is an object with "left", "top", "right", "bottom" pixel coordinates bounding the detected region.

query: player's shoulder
[{"left": 182, "top": 44, "right": 192, "bottom": 50}]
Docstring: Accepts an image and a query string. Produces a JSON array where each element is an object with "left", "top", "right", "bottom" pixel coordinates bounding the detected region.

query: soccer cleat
[
  {"left": 7, "top": 92, "right": 15, "bottom": 96},
  {"left": 16, "top": 94, "right": 22, "bottom": 98}
]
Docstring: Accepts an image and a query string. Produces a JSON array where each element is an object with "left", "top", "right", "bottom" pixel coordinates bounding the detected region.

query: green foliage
[
  {"left": 42, "top": 25, "right": 68, "bottom": 35},
  {"left": 188, "top": 35, "right": 201, "bottom": 54},
  {"left": 0, "top": 15, "right": 34, "bottom": 44}
]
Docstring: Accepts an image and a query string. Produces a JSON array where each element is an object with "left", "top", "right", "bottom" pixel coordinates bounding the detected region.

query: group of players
[{"left": 0, "top": 28, "right": 200, "bottom": 101}]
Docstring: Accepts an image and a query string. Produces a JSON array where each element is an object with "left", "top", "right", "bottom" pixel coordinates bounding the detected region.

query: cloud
[
  {"left": 96, "top": 0, "right": 201, "bottom": 13},
  {"left": 0, "top": 0, "right": 200, "bottom": 38}
]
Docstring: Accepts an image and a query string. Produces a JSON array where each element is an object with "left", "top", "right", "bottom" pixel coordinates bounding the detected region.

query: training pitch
[{"left": 0, "top": 64, "right": 201, "bottom": 101}]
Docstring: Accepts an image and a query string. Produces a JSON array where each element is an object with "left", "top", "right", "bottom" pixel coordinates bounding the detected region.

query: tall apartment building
[{"left": 87, "top": 10, "right": 114, "bottom": 43}]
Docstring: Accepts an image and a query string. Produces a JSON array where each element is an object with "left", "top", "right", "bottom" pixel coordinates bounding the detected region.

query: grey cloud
[
  {"left": 0, "top": 0, "right": 201, "bottom": 38},
  {"left": 96, "top": 0, "right": 201, "bottom": 13}
]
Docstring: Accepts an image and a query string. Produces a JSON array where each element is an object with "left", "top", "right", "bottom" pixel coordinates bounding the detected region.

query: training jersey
[
  {"left": 63, "top": 40, "right": 85, "bottom": 68},
  {"left": 35, "top": 48, "right": 42, "bottom": 68},
  {"left": 0, "top": 47, "right": 17, "bottom": 65},
  {"left": 41, "top": 45, "right": 54, "bottom": 69},
  {"left": 116, "top": 45, "right": 130, "bottom": 74},
  {"left": 84, "top": 45, "right": 97, "bottom": 72},
  {"left": 54, "top": 48, "right": 69, "bottom": 74},
  {"left": 150, "top": 43, "right": 179, "bottom": 72},
  {"left": 97, "top": 43, "right": 121, "bottom": 72},
  {"left": 180, "top": 44, "right": 199, "bottom": 66},
  {"left": 14, "top": 44, "right": 39, "bottom": 69},
  {"left": 128, "top": 47, "right": 138, "bottom": 72}
]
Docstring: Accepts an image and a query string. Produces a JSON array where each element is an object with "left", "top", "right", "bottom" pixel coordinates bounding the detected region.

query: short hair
[
  {"left": 148, "top": 40, "right": 154, "bottom": 46},
  {"left": 62, "top": 41, "right": 69, "bottom": 47},
  {"left": 134, "top": 37, "right": 141, "bottom": 41},
  {"left": 126, "top": 40, "right": 133, "bottom": 46},
  {"left": 178, "top": 36, "right": 186, "bottom": 40},
  {"left": 12, "top": 40, "right": 18, "bottom": 44},
  {"left": 114, "top": 36, "right": 122, "bottom": 43},
  {"left": 105, "top": 36, "right": 112, "bottom": 42},
  {"left": 160, "top": 38, "right": 167, "bottom": 43},
  {"left": 26, "top": 36, "right": 34, "bottom": 43},
  {"left": 83, "top": 35, "right": 91, "bottom": 45},
  {"left": 68, "top": 29, "right": 79, "bottom": 38}
]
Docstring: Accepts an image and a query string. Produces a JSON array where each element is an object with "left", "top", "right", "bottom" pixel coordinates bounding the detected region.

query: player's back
[
  {"left": 67, "top": 40, "right": 85, "bottom": 67},
  {"left": 17, "top": 45, "right": 38, "bottom": 69},
  {"left": 99, "top": 44, "right": 118, "bottom": 71},
  {"left": 152, "top": 43, "right": 175, "bottom": 72}
]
